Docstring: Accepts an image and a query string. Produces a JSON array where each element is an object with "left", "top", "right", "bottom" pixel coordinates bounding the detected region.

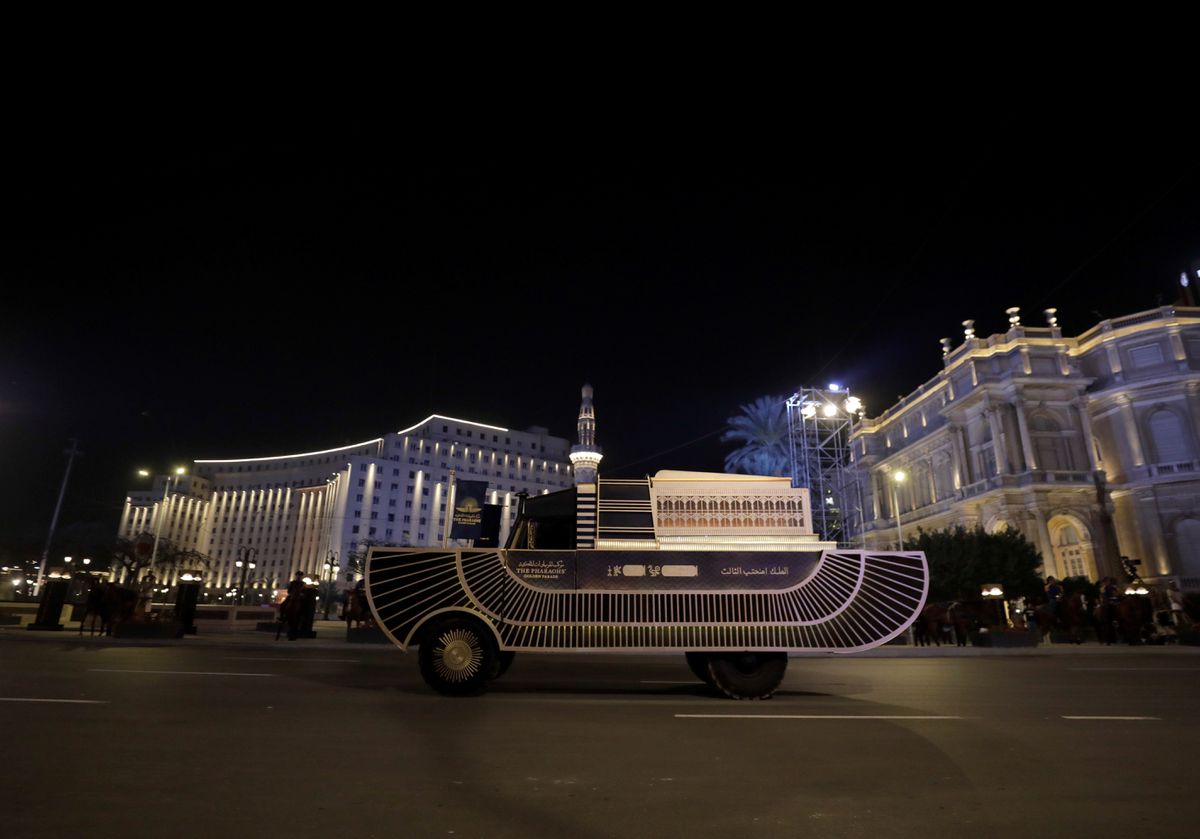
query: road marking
[
  {"left": 221, "top": 657, "right": 361, "bottom": 663},
  {"left": 88, "top": 669, "right": 274, "bottom": 677},
  {"left": 1061, "top": 715, "right": 1160, "bottom": 720},
  {"left": 0, "top": 698, "right": 110, "bottom": 704},
  {"left": 675, "top": 714, "right": 964, "bottom": 720},
  {"left": 1068, "top": 667, "right": 1200, "bottom": 672}
]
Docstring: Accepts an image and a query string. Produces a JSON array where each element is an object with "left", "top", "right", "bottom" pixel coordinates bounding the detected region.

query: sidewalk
[{"left": 0, "top": 619, "right": 398, "bottom": 651}]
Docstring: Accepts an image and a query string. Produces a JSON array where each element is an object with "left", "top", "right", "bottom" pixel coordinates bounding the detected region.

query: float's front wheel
[
  {"left": 707, "top": 652, "right": 787, "bottom": 700},
  {"left": 418, "top": 617, "right": 496, "bottom": 696}
]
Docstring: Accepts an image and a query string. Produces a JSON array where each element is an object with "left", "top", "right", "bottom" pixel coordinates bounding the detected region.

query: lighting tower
[
  {"left": 786, "top": 385, "right": 865, "bottom": 546},
  {"left": 569, "top": 383, "right": 603, "bottom": 485}
]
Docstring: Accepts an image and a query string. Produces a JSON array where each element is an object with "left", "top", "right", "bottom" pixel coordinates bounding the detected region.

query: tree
[
  {"left": 346, "top": 539, "right": 387, "bottom": 580},
  {"left": 110, "top": 532, "right": 211, "bottom": 584},
  {"left": 909, "top": 525, "right": 1043, "bottom": 602},
  {"left": 722, "top": 395, "right": 791, "bottom": 477}
]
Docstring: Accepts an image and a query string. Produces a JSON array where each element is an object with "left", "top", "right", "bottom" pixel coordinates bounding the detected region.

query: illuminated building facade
[
  {"left": 118, "top": 416, "right": 572, "bottom": 592},
  {"left": 850, "top": 305, "right": 1200, "bottom": 590}
]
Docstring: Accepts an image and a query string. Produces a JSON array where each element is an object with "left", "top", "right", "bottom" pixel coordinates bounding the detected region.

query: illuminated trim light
[
  {"left": 395, "top": 414, "right": 509, "bottom": 435},
  {"left": 196, "top": 438, "right": 385, "bottom": 464}
]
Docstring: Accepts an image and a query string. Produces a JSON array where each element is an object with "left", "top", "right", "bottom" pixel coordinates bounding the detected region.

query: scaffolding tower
[{"left": 786, "top": 386, "right": 865, "bottom": 547}]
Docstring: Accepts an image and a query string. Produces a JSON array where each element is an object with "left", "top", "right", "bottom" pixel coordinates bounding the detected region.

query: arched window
[
  {"left": 1049, "top": 516, "right": 1097, "bottom": 581},
  {"left": 914, "top": 465, "right": 933, "bottom": 509},
  {"left": 1148, "top": 409, "right": 1192, "bottom": 464},
  {"left": 1030, "top": 413, "right": 1071, "bottom": 472},
  {"left": 1174, "top": 518, "right": 1200, "bottom": 577},
  {"left": 932, "top": 453, "right": 953, "bottom": 500}
]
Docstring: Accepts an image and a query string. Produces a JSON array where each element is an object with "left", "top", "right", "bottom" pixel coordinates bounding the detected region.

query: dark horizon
[{"left": 3, "top": 121, "right": 1197, "bottom": 555}]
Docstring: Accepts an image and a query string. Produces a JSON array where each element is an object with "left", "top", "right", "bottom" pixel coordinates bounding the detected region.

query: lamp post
[
  {"left": 322, "top": 550, "right": 338, "bottom": 620},
  {"left": 890, "top": 469, "right": 907, "bottom": 549},
  {"left": 235, "top": 546, "right": 257, "bottom": 606},
  {"left": 981, "top": 583, "right": 1007, "bottom": 628},
  {"left": 145, "top": 467, "right": 186, "bottom": 582}
]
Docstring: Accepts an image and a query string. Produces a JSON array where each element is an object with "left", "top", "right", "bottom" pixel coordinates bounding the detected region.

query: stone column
[
  {"left": 1013, "top": 398, "right": 1037, "bottom": 472},
  {"left": 1185, "top": 382, "right": 1200, "bottom": 462},
  {"left": 1030, "top": 506, "right": 1054, "bottom": 576},
  {"left": 953, "top": 423, "right": 972, "bottom": 487},
  {"left": 987, "top": 406, "right": 1008, "bottom": 475},
  {"left": 1118, "top": 396, "right": 1146, "bottom": 468},
  {"left": 1074, "top": 399, "right": 1099, "bottom": 472}
]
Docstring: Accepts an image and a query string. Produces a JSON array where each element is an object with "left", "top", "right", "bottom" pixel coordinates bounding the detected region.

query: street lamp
[
  {"left": 321, "top": 550, "right": 339, "bottom": 620},
  {"left": 981, "top": 582, "right": 1007, "bottom": 627},
  {"left": 144, "top": 467, "right": 187, "bottom": 582},
  {"left": 890, "top": 470, "right": 907, "bottom": 548},
  {"left": 235, "top": 546, "right": 257, "bottom": 606}
]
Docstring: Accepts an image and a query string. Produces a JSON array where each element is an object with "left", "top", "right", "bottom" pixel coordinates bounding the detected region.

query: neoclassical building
[
  {"left": 850, "top": 305, "right": 1200, "bottom": 590},
  {"left": 118, "top": 415, "right": 572, "bottom": 592}
]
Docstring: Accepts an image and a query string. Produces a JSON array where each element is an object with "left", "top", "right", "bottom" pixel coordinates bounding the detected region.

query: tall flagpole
[
  {"left": 442, "top": 468, "right": 456, "bottom": 547},
  {"left": 34, "top": 439, "right": 83, "bottom": 597}
]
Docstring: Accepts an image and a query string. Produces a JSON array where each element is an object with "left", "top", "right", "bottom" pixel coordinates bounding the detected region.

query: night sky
[{"left": 3, "top": 119, "right": 1197, "bottom": 558}]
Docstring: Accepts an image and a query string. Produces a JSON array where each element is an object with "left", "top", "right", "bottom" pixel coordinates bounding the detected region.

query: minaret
[
  {"left": 569, "top": 383, "right": 603, "bottom": 485},
  {"left": 570, "top": 384, "right": 602, "bottom": 550}
]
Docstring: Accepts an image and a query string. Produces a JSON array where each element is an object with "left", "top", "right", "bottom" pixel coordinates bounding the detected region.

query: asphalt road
[{"left": 3, "top": 636, "right": 1198, "bottom": 839}]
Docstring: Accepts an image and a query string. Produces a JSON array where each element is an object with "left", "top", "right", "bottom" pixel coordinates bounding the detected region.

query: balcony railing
[
  {"left": 1148, "top": 460, "right": 1200, "bottom": 477},
  {"left": 955, "top": 470, "right": 1092, "bottom": 500}
]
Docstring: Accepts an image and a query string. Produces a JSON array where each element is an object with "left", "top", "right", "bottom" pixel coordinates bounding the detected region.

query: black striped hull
[{"left": 366, "top": 548, "right": 928, "bottom": 653}]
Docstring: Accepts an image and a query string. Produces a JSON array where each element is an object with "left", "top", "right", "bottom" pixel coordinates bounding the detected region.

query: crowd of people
[{"left": 1029, "top": 574, "right": 1193, "bottom": 644}]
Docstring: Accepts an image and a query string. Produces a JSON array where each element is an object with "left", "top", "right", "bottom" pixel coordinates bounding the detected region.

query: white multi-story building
[
  {"left": 118, "top": 415, "right": 573, "bottom": 591},
  {"left": 850, "top": 305, "right": 1200, "bottom": 590}
]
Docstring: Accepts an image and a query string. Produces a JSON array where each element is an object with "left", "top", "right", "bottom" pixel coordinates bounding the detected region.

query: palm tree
[{"left": 722, "top": 395, "right": 792, "bottom": 477}]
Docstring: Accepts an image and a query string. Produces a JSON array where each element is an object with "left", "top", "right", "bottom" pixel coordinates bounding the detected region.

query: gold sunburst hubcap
[{"left": 434, "top": 629, "right": 482, "bottom": 681}]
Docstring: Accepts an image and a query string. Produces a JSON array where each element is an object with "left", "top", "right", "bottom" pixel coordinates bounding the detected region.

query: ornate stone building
[{"left": 850, "top": 305, "right": 1200, "bottom": 590}]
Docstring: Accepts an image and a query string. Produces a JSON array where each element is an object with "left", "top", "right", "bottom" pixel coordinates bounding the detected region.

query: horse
[
  {"left": 344, "top": 588, "right": 374, "bottom": 630},
  {"left": 1094, "top": 596, "right": 1152, "bottom": 645},
  {"left": 77, "top": 582, "right": 138, "bottom": 636},
  {"left": 77, "top": 580, "right": 109, "bottom": 636},
  {"left": 1034, "top": 594, "right": 1086, "bottom": 644},
  {"left": 276, "top": 590, "right": 311, "bottom": 641},
  {"left": 915, "top": 602, "right": 971, "bottom": 646},
  {"left": 1116, "top": 596, "right": 1153, "bottom": 645}
]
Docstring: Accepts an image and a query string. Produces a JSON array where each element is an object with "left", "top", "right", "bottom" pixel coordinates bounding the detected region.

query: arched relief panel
[{"left": 1146, "top": 407, "right": 1193, "bottom": 465}]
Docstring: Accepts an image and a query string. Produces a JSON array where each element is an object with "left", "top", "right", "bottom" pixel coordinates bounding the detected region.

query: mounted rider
[{"left": 1044, "top": 576, "right": 1063, "bottom": 617}]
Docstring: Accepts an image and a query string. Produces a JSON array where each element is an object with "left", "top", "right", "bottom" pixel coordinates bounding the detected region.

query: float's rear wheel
[
  {"left": 418, "top": 617, "right": 496, "bottom": 696},
  {"left": 706, "top": 652, "right": 787, "bottom": 700},
  {"left": 489, "top": 651, "right": 515, "bottom": 680},
  {"left": 685, "top": 652, "right": 714, "bottom": 686}
]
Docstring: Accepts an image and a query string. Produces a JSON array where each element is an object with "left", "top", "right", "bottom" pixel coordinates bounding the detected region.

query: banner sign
[
  {"left": 450, "top": 480, "right": 490, "bottom": 540},
  {"left": 502, "top": 549, "right": 824, "bottom": 593},
  {"left": 576, "top": 550, "right": 823, "bottom": 592},
  {"left": 475, "top": 504, "right": 502, "bottom": 547}
]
